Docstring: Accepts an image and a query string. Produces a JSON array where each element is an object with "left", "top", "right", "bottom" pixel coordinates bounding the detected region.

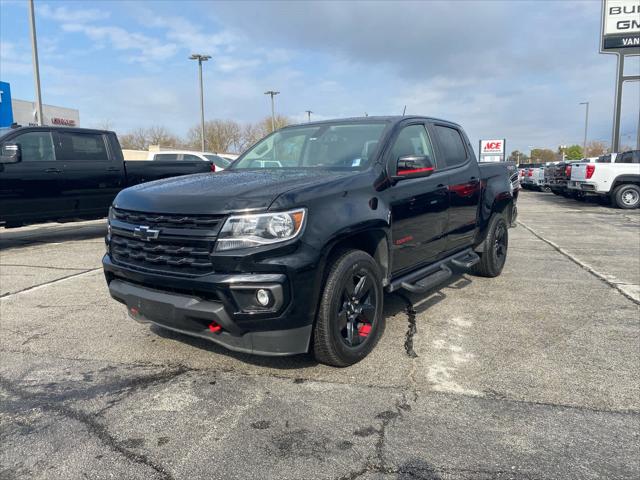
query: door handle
[
  {"left": 44, "top": 168, "right": 62, "bottom": 173},
  {"left": 470, "top": 176, "right": 477, "bottom": 180},
  {"left": 106, "top": 167, "right": 120, "bottom": 172},
  {"left": 437, "top": 184, "right": 446, "bottom": 188}
]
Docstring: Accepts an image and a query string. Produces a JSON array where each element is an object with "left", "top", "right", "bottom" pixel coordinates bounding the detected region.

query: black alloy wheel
[
  {"left": 337, "top": 268, "right": 377, "bottom": 348},
  {"left": 471, "top": 214, "right": 509, "bottom": 278},
  {"left": 313, "top": 250, "right": 384, "bottom": 367}
]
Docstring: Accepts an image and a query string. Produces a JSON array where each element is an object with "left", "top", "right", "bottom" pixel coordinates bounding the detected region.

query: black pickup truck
[
  {"left": 0, "top": 126, "right": 214, "bottom": 227},
  {"left": 103, "top": 116, "right": 519, "bottom": 366}
]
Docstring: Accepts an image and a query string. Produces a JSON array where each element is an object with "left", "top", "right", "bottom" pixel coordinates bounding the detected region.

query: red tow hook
[
  {"left": 358, "top": 324, "right": 372, "bottom": 337},
  {"left": 208, "top": 322, "right": 222, "bottom": 333}
]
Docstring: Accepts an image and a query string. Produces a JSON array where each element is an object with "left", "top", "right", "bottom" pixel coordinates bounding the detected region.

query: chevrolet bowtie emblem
[{"left": 133, "top": 225, "right": 160, "bottom": 241}]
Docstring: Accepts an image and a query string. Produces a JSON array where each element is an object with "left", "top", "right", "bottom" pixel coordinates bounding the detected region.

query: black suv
[{"left": 103, "top": 116, "right": 518, "bottom": 366}]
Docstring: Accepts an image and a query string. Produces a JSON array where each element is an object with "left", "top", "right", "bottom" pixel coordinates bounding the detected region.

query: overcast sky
[{"left": 1, "top": 0, "right": 639, "bottom": 154}]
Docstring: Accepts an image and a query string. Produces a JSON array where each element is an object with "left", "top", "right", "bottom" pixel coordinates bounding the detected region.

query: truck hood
[{"left": 114, "top": 169, "right": 352, "bottom": 214}]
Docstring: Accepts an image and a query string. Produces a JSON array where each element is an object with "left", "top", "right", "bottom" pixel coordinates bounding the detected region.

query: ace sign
[
  {"left": 601, "top": 0, "right": 640, "bottom": 51},
  {"left": 479, "top": 139, "right": 506, "bottom": 162}
]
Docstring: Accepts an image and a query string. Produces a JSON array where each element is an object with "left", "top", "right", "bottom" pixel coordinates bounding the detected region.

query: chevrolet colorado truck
[
  {"left": 0, "top": 126, "right": 214, "bottom": 227},
  {"left": 103, "top": 116, "right": 519, "bottom": 366}
]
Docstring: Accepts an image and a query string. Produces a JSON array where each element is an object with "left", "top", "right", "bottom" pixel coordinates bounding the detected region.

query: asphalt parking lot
[{"left": 1, "top": 192, "right": 639, "bottom": 480}]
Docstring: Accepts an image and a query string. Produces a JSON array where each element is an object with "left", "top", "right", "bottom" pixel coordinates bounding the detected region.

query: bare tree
[
  {"left": 584, "top": 141, "right": 608, "bottom": 157},
  {"left": 118, "top": 126, "right": 179, "bottom": 150},
  {"left": 186, "top": 120, "right": 243, "bottom": 153},
  {"left": 145, "top": 126, "right": 180, "bottom": 148}
]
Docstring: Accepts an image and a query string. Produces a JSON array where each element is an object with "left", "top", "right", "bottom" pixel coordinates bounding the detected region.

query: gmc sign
[{"left": 601, "top": 0, "right": 640, "bottom": 51}]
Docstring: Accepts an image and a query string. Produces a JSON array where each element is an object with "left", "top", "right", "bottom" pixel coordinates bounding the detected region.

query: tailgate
[{"left": 571, "top": 164, "right": 587, "bottom": 181}]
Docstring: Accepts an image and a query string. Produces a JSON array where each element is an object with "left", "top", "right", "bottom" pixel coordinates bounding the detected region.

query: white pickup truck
[{"left": 568, "top": 151, "right": 640, "bottom": 208}]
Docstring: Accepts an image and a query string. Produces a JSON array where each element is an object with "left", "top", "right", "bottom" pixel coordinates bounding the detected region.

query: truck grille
[
  {"left": 111, "top": 208, "right": 224, "bottom": 230},
  {"left": 110, "top": 235, "right": 213, "bottom": 275}
]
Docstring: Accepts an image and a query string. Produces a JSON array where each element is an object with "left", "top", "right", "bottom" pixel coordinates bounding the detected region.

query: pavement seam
[
  {"left": 0, "top": 268, "right": 102, "bottom": 299},
  {"left": 0, "top": 263, "right": 91, "bottom": 271},
  {"left": 517, "top": 220, "right": 640, "bottom": 306},
  {"left": 4, "top": 348, "right": 637, "bottom": 417}
]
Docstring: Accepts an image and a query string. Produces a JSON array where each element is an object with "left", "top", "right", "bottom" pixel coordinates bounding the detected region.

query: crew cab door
[
  {"left": 388, "top": 123, "right": 449, "bottom": 274},
  {"left": 54, "top": 130, "right": 124, "bottom": 216},
  {"left": 0, "top": 130, "right": 63, "bottom": 224},
  {"left": 429, "top": 123, "right": 481, "bottom": 253}
]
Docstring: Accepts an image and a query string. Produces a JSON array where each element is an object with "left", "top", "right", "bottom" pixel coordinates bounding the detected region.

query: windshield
[
  {"left": 204, "top": 155, "right": 231, "bottom": 168},
  {"left": 231, "top": 122, "right": 387, "bottom": 170}
]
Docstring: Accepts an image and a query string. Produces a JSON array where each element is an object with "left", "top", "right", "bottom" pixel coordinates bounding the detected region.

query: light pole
[
  {"left": 264, "top": 91, "right": 280, "bottom": 132},
  {"left": 27, "top": 0, "right": 43, "bottom": 126},
  {"left": 579, "top": 101, "right": 589, "bottom": 156},
  {"left": 189, "top": 54, "right": 211, "bottom": 152},
  {"left": 528, "top": 146, "right": 538, "bottom": 162},
  {"left": 305, "top": 110, "right": 313, "bottom": 122}
]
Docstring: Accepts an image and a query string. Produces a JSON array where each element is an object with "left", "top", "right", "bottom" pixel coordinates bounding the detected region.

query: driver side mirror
[
  {"left": 0, "top": 144, "right": 21, "bottom": 164},
  {"left": 394, "top": 155, "right": 434, "bottom": 179}
]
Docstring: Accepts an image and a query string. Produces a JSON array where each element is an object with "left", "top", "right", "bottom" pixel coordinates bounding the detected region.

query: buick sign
[{"left": 601, "top": 0, "right": 640, "bottom": 51}]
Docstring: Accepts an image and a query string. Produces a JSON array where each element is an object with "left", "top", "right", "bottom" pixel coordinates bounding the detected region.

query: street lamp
[
  {"left": 264, "top": 91, "right": 280, "bottom": 132},
  {"left": 579, "top": 101, "right": 589, "bottom": 157},
  {"left": 305, "top": 110, "right": 313, "bottom": 122},
  {"left": 27, "top": 0, "right": 43, "bottom": 126},
  {"left": 189, "top": 54, "right": 211, "bottom": 152}
]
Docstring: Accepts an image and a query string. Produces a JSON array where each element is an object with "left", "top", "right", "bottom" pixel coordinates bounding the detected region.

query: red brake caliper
[{"left": 358, "top": 324, "right": 371, "bottom": 337}]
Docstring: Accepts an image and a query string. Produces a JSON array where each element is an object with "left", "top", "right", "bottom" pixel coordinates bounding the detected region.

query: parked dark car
[
  {"left": 0, "top": 126, "right": 214, "bottom": 227},
  {"left": 103, "top": 116, "right": 519, "bottom": 366}
]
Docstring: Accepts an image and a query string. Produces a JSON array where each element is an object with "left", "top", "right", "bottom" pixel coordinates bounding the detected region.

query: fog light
[{"left": 256, "top": 289, "right": 271, "bottom": 306}]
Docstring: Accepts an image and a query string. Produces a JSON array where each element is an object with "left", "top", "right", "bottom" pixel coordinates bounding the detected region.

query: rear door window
[
  {"left": 57, "top": 132, "right": 109, "bottom": 161},
  {"left": 433, "top": 125, "right": 468, "bottom": 168},
  {"left": 616, "top": 151, "right": 640, "bottom": 164},
  {"left": 181, "top": 154, "right": 202, "bottom": 161},
  {"left": 10, "top": 131, "right": 56, "bottom": 162}
]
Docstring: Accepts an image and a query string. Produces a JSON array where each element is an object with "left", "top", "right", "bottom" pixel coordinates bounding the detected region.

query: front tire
[
  {"left": 472, "top": 214, "right": 508, "bottom": 278},
  {"left": 312, "top": 250, "right": 384, "bottom": 367},
  {"left": 613, "top": 184, "right": 640, "bottom": 209}
]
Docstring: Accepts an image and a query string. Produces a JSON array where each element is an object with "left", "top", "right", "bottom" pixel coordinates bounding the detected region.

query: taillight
[
  {"left": 527, "top": 169, "right": 533, "bottom": 177},
  {"left": 565, "top": 165, "right": 572, "bottom": 177},
  {"left": 586, "top": 164, "right": 595, "bottom": 179},
  {"left": 210, "top": 163, "right": 216, "bottom": 172}
]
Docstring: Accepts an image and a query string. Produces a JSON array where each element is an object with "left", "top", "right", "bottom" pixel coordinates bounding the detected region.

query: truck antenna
[{"left": 402, "top": 105, "right": 407, "bottom": 116}]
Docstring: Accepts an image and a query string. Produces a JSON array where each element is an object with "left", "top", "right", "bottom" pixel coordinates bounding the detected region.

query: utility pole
[
  {"left": 264, "top": 91, "right": 280, "bottom": 132},
  {"left": 28, "top": 0, "right": 43, "bottom": 126},
  {"left": 305, "top": 110, "right": 312, "bottom": 122},
  {"left": 611, "top": 54, "right": 624, "bottom": 153},
  {"left": 579, "top": 101, "right": 589, "bottom": 155},
  {"left": 189, "top": 54, "right": 211, "bottom": 152}
]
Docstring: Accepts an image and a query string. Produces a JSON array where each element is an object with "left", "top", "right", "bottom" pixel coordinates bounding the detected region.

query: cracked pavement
[{"left": 1, "top": 194, "right": 639, "bottom": 479}]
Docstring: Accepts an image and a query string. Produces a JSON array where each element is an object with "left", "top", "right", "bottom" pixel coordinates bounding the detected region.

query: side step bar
[
  {"left": 401, "top": 265, "right": 452, "bottom": 294},
  {"left": 450, "top": 251, "right": 480, "bottom": 269},
  {"left": 388, "top": 248, "right": 480, "bottom": 294}
]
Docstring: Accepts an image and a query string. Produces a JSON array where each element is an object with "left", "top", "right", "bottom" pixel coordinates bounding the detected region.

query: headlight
[{"left": 216, "top": 209, "right": 306, "bottom": 251}]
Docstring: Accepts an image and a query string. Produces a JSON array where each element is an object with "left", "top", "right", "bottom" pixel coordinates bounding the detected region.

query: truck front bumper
[{"left": 108, "top": 278, "right": 312, "bottom": 356}]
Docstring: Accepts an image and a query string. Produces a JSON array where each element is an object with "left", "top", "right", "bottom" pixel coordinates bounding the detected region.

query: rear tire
[
  {"left": 612, "top": 184, "right": 640, "bottom": 209},
  {"left": 312, "top": 250, "right": 384, "bottom": 367},
  {"left": 472, "top": 214, "right": 508, "bottom": 278}
]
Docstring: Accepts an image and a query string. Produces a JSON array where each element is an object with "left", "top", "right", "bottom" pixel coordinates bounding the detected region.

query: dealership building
[
  {"left": 11, "top": 98, "right": 80, "bottom": 128},
  {"left": 0, "top": 80, "right": 79, "bottom": 128}
]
